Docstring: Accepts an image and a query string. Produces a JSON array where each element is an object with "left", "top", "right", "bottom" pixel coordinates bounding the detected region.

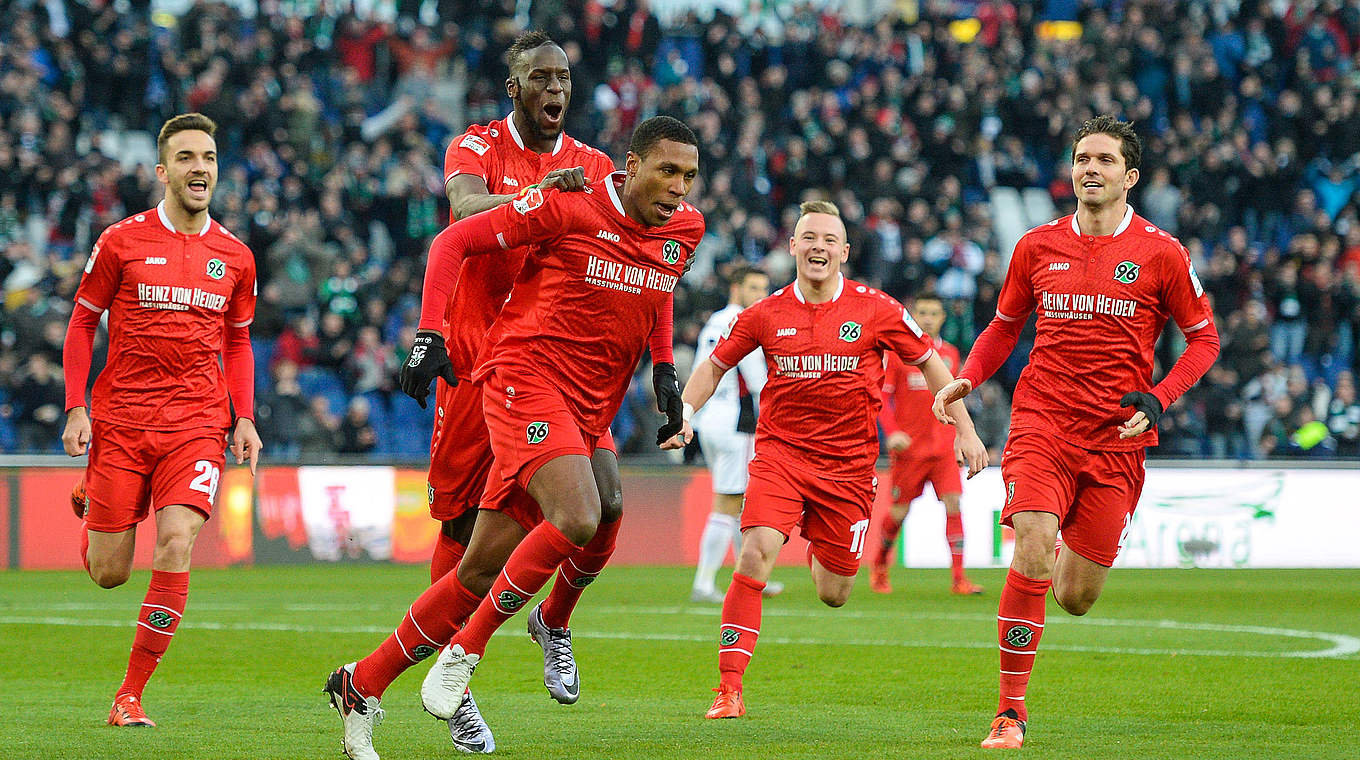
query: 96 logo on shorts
[{"left": 526, "top": 421, "right": 549, "bottom": 445}]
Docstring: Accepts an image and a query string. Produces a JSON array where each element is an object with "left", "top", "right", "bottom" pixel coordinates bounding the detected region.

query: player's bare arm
[
  {"left": 447, "top": 168, "right": 589, "bottom": 221},
  {"left": 62, "top": 406, "right": 92, "bottom": 457},
  {"left": 660, "top": 358, "right": 727, "bottom": 450},
  {"left": 918, "top": 354, "right": 987, "bottom": 477},
  {"left": 932, "top": 377, "right": 973, "bottom": 424}
]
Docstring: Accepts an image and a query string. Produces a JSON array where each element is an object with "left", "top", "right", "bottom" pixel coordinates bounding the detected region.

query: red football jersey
[
  {"left": 710, "top": 276, "right": 935, "bottom": 480},
  {"left": 464, "top": 173, "right": 704, "bottom": 436},
  {"left": 881, "top": 336, "right": 960, "bottom": 457},
  {"left": 967, "top": 208, "right": 1214, "bottom": 450},
  {"left": 440, "top": 117, "right": 615, "bottom": 374},
  {"left": 73, "top": 203, "right": 256, "bottom": 431}
]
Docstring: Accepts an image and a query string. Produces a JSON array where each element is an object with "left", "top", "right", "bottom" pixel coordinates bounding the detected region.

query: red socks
[
  {"left": 946, "top": 512, "right": 965, "bottom": 582},
  {"left": 119, "top": 570, "right": 189, "bottom": 699},
  {"left": 453, "top": 521, "right": 583, "bottom": 657},
  {"left": 352, "top": 567, "right": 482, "bottom": 698},
  {"left": 430, "top": 531, "right": 466, "bottom": 584},
  {"left": 718, "top": 572, "right": 765, "bottom": 690},
  {"left": 539, "top": 516, "right": 620, "bottom": 629},
  {"left": 874, "top": 512, "right": 903, "bottom": 566},
  {"left": 996, "top": 568, "right": 1050, "bottom": 720}
]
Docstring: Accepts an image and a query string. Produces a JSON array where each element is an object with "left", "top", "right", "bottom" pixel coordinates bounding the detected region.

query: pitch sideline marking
[{"left": 1, "top": 612, "right": 1355, "bottom": 659}]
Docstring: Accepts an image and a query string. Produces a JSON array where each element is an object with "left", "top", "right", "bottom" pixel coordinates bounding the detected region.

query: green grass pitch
[{"left": 3, "top": 565, "right": 1358, "bottom": 759}]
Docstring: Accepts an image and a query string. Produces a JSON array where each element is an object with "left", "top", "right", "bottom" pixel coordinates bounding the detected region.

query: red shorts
[
  {"left": 889, "top": 451, "right": 962, "bottom": 505},
  {"left": 428, "top": 375, "right": 615, "bottom": 522},
  {"left": 999, "top": 429, "right": 1145, "bottom": 567},
  {"left": 84, "top": 419, "right": 227, "bottom": 533},
  {"left": 478, "top": 368, "right": 609, "bottom": 533},
  {"left": 743, "top": 454, "right": 877, "bottom": 577}
]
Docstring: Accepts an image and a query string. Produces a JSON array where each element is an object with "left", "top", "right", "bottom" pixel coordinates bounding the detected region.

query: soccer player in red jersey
[
  {"left": 932, "top": 116, "right": 1220, "bottom": 749},
  {"left": 871, "top": 291, "right": 982, "bottom": 596},
  {"left": 324, "top": 116, "right": 700, "bottom": 758},
  {"left": 60, "top": 113, "right": 261, "bottom": 728},
  {"left": 660, "top": 200, "right": 989, "bottom": 720}
]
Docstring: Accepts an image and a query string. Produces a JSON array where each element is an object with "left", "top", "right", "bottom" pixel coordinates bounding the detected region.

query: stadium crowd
[{"left": 1, "top": 0, "right": 1358, "bottom": 460}]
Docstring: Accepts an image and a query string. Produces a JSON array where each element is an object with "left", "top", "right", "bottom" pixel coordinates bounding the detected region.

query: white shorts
[{"left": 697, "top": 426, "right": 755, "bottom": 495}]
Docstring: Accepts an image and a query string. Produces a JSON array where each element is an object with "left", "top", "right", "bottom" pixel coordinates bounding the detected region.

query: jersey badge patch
[
  {"left": 206, "top": 258, "right": 226, "bottom": 280},
  {"left": 526, "top": 421, "right": 549, "bottom": 444},
  {"left": 1113, "top": 260, "right": 1141, "bottom": 284},
  {"left": 838, "top": 321, "right": 862, "bottom": 342},
  {"left": 662, "top": 240, "right": 683, "bottom": 265},
  {"left": 460, "top": 134, "right": 490, "bottom": 156}
]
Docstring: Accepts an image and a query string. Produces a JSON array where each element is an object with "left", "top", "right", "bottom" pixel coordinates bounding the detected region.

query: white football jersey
[{"left": 692, "top": 302, "right": 766, "bottom": 434}]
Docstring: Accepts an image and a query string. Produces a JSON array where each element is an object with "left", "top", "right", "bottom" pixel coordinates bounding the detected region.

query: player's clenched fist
[
  {"left": 538, "top": 166, "right": 587, "bottom": 192},
  {"left": 399, "top": 330, "right": 458, "bottom": 408},
  {"left": 62, "top": 406, "right": 92, "bottom": 456},
  {"left": 653, "top": 361, "right": 684, "bottom": 445}
]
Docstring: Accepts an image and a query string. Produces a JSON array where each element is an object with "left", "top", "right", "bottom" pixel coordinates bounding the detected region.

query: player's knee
[
  {"left": 1053, "top": 587, "right": 1096, "bottom": 616},
  {"left": 556, "top": 511, "right": 601, "bottom": 547},
  {"left": 598, "top": 488, "right": 623, "bottom": 524},
  {"left": 818, "top": 587, "right": 850, "bottom": 607},
  {"left": 89, "top": 564, "right": 130, "bottom": 589},
  {"left": 155, "top": 533, "right": 196, "bottom": 565},
  {"left": 457, "top": 562, "right": 499, "bottom": 597}
]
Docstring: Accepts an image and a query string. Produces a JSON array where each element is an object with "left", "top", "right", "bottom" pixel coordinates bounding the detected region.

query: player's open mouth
[
  {"left": 655, "top": 202, "right": 676, "bottom": 219},
  {"left": 808, "top": 255, "right": 828, "bottom": 267},
  {"left": 187, "top": 178, "right": 209, "bottom": 193},
  {"left": 1082, "top": 180, "right": 1102, "bottom": 189},
  {"left": 542, "top": 103, "right": 563, "bottom": 123}
]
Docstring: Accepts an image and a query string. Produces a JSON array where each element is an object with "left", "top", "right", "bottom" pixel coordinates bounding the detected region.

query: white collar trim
[
  {"left": 157, "top": 200, "right": 211, "bottom": 236},
  {"left": 604, "top": 171, "right": 627, "bottom": 218},
  {"left": 1071, "top": 204, "right": 1134, "bottom": 238},
  {"left": 506, "top": 113, "right": 563, "bottom": 155},
  {"left": 793, "top": 274, "right": 844, "bottom": 303}
]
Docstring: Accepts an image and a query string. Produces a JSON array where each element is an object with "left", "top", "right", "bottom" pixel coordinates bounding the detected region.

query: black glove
[
  {"left": 1119, "top": 391, "right": 1163, "bottom": 431},
  {"left": 653, "top": 361, "right": 684, "bottom": 445},
  {"left": 399, "top": 330, "right": 457, "bottom": 408}
]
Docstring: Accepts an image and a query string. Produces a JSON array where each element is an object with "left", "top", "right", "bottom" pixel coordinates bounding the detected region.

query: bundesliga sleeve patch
[
  {"left": 901, "top": 308, "right": 924, "bottom": 337},
  {"left": 512, "top": 188, "right": 545, "bottom": 215},
  {"left": 460, "top": 134, "right": 491, "bottom": 156},
  {"left": 1188, "top": 260, "right": 1204, "bottom": 297}
]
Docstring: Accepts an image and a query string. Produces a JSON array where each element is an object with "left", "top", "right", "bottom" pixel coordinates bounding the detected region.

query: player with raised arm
[
  {"left": 687, "top": 265, "right": 786, "bottom": 603},
  {"left": 325, "top": 116, "right": 701, "bottom": 758},
  {"left": 61, "top": 113, "right": 261, "bottom": 728},
  {"left": 660, "top": 201, "right": 988, "bottom": 720},
  {"left": 870, "top": 291, "right": 982, "bottom": 596},
  {"left": 932, "top": 116, "right": 1220, "bottom": 749}
]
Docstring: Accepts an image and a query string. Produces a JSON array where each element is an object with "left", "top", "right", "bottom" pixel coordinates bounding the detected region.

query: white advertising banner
[
  {"left": 894, "top": 467, "right": 1360, "bottom": 569},
  {"left": 297, "top": 466, "right": 395, "bottom": 561}
]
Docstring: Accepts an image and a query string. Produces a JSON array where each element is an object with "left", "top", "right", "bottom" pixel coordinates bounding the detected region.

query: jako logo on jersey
[
  {"left": 662, "top": 240, "right": 682, "bottom": 265},
  {"left": 144, "top": 256, "right": 167, "bottom": 265},
  {"left": 596, "top": 229, "right": 621, "bottom": 243},
  {"left": 526, "top": 421, "right": 549, "bottom": 444},
  {"left": 1048, "top": 262, "right": 1070, "bottom": 271},
  {"left": 512, "top": 188, "right": 545, "bottom": 215},
  {"left": 502, "top": 176, "right": 520, "bottom": 187},
  {"left": 460, "top": 134, "right": 490, "bottom": 156},
  {"left": 146, "top": 610, "right": 177, "bottom": 629},
  {"left": 1113, "top": 260, "right": 1141, "bottom": 284},
  {"left": 206, "top": 258, "right": 226, "bottom": 280},
  {"left": 720, "top": 628, "right": 740, "bottom": 647},
  {"left": 839, "top": 321, "right": 862, "bottom": 342},
  {"left": 1004, "top": 625, "right": 1034, "bottom": 647},
  {"left": 776, "top": 327, "right": 797, "bottom": 337}
]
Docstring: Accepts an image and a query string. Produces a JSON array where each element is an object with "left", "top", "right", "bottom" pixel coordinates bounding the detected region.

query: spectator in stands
[{"left": 338, "top": 396, "right": 377, "bottom": 455}]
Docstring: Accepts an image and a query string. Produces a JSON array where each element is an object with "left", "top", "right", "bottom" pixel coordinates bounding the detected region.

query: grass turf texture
[{"left": 3, "top": 566, "right": 1357, "bottom": 759}]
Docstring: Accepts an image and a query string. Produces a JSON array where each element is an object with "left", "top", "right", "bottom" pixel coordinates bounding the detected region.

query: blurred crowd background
[{"left": 1, "top": 0, "right": 1358, "bottom": 462}]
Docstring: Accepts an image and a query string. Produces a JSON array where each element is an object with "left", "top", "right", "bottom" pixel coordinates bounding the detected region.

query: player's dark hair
[
  {"left": 628, "top": 116, "right": 698, "bottom": 159},
  {"left": 726, "top": 265, "right": 766, "bottom": 290},
  {"left": 912, "top": 290, "right": 944, "bottom": 308},
  {"left": 157, "top": 113, "right": 217, "bottom": 164},
  {"left": 1072, "top": 114, "right": 1141, "bottom": 171},
  {"left": 507, "top": 30, "right": 559, "bottom": 76}
]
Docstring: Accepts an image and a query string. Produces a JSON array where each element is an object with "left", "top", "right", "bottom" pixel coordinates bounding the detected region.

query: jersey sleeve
[
  {"left": 74, "top": 228, "right": 120, "bottom": 313},
  {"left": 444, "top": 128, "right": 495, "bottom": 185},
  {"left": 710, "top": 305, "right": 762, "bottom": 370},
  {"left": 994, "top": 236, "right": 1038, "bottom": 322},
  {"left": 735, "top": 344, "right": 767, "bottom": 397},
  {"left": 225, "top": 249, "right": 258, "bottom": 328},
  {"left": 585, "top": 152, "right": 617, "bottom": 183},
  {"left": 1162, "top": 241, "right": 1214, "bottom": 335},
  {"left": 876, "top": 298, "right": 934, "bottom": 366}
]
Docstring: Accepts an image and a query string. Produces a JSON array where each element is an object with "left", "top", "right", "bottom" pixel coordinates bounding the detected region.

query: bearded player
[
  {"left": 62, "top": 113, "right": 261, "bottom": 728},
  {"left": 325, "top": 116, "right": 701, "bottom": 758},
  {"left": 933, "top": 115, "right": 1219, "bottom": 749},
  {"left": 661, "top": 200, "right": 988, "bottom": 720},
  {"left": 871, "top": 291, "right": 982, "bottom": 596}
]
